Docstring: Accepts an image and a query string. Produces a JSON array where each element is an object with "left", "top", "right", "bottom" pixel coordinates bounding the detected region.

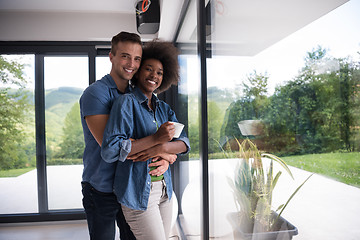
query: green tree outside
[
  {"left": 220, "top": 46, "right": 359, "bottom": 155},
  {"left": 54, "top": 102, "right": 84, "bottom": 159},
  {"left": 264, "top": 47, "right": 359, "bottom": 154},
  {"left": 221, "top": 71, "right": 269, "bottom": 143},
  {"left": 0, "top": 56, "right": 32, "bottom": 170}
]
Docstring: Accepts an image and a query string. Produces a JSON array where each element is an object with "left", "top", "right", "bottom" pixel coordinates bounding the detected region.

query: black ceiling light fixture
[{"left": 135, "top": 0, "right": 160, "bottom": 34}]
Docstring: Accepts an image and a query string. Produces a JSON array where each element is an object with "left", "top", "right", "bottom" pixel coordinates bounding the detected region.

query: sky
[{"left": 2, "top": 0, "right": 360, "bottom": 93}]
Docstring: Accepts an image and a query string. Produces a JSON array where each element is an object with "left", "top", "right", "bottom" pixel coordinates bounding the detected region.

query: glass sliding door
[
  {"left": 206, "top": 0, "right": 360, "bottom": 239},
  {"left": 44, "top": 56, "right": 89, "bottom": 210},
  {"left": 176, "top": 54, "right": 202, "bottom": 238},
  {"left": 176, "top": 0, "right": 359, "bottom": 239},
  {"left": 0, "top": 54, "right": 37, "bottom": 214},
  {"left": 174, "top": 0, "right": 203, "bottom": 238},
  {"left": 0, "top": 45, "right": 96, "bottom": 221}
]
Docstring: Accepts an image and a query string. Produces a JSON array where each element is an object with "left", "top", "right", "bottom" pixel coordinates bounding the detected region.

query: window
[
  {"left": 44, "top": 56, "right": 88, "bottom": 210},
  {"left": 0, "top": 54, "right": 37, "bottom": 214},
  {"left": 176, "top": 0, "right": 360, "bottom": 239},
  {"left": 0, "top": 46, "right": 96, "bottom": 221}
]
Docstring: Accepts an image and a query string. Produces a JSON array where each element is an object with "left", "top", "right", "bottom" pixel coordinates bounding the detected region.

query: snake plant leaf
[
  {"left": 262, "top": 153, "right": 294, "bottom": 179},
  {"left": 274, "top": 173, "right": 314, "bottom": 225},
  {"left": 275, "top": 204, "right": 285, "bottom": 212}
]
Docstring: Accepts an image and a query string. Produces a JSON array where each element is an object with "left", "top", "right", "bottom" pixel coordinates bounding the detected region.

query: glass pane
[
  {"left": 44, "top": 56, "right": 88, "bottom": 210},
  {"left": 177, "top": 54, "right": 202, "bottom": 238},
  {"left": 176, "top": 0, "right": 202, "bottom": 238},
  {"left": 207, "top": 0, "right": 360, "bottom": 239},
  {"left": 0, "top": 54, "right": 37, "bottom": 214},
  {"left": 96, "top": 56, "right": 111, "bottom": 81}
]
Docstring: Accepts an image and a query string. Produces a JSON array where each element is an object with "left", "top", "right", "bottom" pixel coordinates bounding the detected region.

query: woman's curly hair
[{"left": 132, "top": 39, "right": 180, "bottom": 93}]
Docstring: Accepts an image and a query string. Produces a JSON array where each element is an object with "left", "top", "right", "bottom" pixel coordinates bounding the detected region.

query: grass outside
[
  {"left": 0, "top": 167, "right": 35, "bottom": 177},
  {"left": 0, "top": 158, "right": 83, "bottom": 178},
  {"left": 282, "top": 152, "right": 360, "bottom": 188},
  {"left": 192, "top": 151, "right": 360, "bottom": 188}
]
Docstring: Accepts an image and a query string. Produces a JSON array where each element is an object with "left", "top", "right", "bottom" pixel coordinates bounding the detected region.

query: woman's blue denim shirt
[{"left": 101, "top": 87, "right": 190, "bottom": 210}]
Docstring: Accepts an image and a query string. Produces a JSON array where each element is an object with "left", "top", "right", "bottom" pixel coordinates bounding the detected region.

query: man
[{"left": 80, "top": 32, "right": 174, "bottom": 240}]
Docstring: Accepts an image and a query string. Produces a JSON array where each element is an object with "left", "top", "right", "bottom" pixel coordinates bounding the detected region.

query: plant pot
[{"left": 227, "top": 211, "right": 298, "bottom": 240}]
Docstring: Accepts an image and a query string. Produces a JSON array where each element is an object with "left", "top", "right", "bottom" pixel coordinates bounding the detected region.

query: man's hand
[
  {"left": 128, "top": 144, "right": 162, "bottom": 161},
  {"left": 128, "top": 144, "right": 176, "bottom": 164},
  {"left": 145, "top": 153, "right": 177, "bottom": 164},
  {"left": 155, "top": 153, "right": 177, "bottom": 164},
  {"left": 148, "top": 159, "right": 169, "bottom": 176}
]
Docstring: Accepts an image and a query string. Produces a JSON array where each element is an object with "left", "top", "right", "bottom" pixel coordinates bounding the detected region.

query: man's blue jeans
[{"left": 82, "top": 182, "right": 135, "bottom": 240}]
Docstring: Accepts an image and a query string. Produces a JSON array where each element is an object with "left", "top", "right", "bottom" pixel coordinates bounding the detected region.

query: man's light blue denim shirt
[
  {"left": 101, "top": 87, "right": 190, "bottom": 210},
  {"left": 80, "top": 74, "right": 130, "bottom": 193}
]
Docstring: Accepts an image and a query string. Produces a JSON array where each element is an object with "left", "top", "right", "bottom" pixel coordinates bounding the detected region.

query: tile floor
[
  {"left": 0, "top": 220, "right": 90, "bottom": 240},
  {"left": 0, "top": 220, "right": 183, "bottom": 240}
]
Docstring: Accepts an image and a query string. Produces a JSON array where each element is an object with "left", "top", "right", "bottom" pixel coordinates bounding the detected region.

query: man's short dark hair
[{"left": 111, "top": 31, "right": 142, "bottom": 55}]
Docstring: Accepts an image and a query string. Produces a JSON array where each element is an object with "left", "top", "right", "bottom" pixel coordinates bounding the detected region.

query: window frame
[{"left": 0, "top": 42, "right": 100, "bottom": 223}]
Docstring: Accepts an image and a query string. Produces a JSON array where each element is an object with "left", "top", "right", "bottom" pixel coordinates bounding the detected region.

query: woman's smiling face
[{"left": 136, "top": 58, "right": 163, "bottom": 97}]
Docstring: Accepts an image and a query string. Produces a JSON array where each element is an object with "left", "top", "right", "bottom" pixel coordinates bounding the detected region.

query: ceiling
[
  {"left": 0, "top": 0, "right": 185, "bottom": 42},
  {"left": 0, "top": 0, "right": 349, "bottom": 56}
]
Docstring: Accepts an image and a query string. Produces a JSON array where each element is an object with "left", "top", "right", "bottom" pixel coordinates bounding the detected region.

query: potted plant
[{"left": 226, "top": 139, "right": 312, "bottom": 240}]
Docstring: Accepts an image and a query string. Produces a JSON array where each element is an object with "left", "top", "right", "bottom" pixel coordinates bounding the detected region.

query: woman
[{"left": 101, "top": 40, "right": 190, "bottom": 240}]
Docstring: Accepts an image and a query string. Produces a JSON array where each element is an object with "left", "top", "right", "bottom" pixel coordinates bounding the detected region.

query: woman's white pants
[{"left": 121, "top": 180, "right": 173, "bottom": 240}]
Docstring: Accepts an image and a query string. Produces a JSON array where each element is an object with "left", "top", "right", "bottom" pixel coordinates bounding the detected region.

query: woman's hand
[
  {"left": 148, "top": 159, "right": 169, "bottom": 176},
  {"left": 153, "top": 122, "right": 175, "bottom": 144}
]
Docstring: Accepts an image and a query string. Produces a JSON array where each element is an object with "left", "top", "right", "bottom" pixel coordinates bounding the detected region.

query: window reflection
[{"left": 178, "top": 0, "right": 360, "bottom": 239}]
